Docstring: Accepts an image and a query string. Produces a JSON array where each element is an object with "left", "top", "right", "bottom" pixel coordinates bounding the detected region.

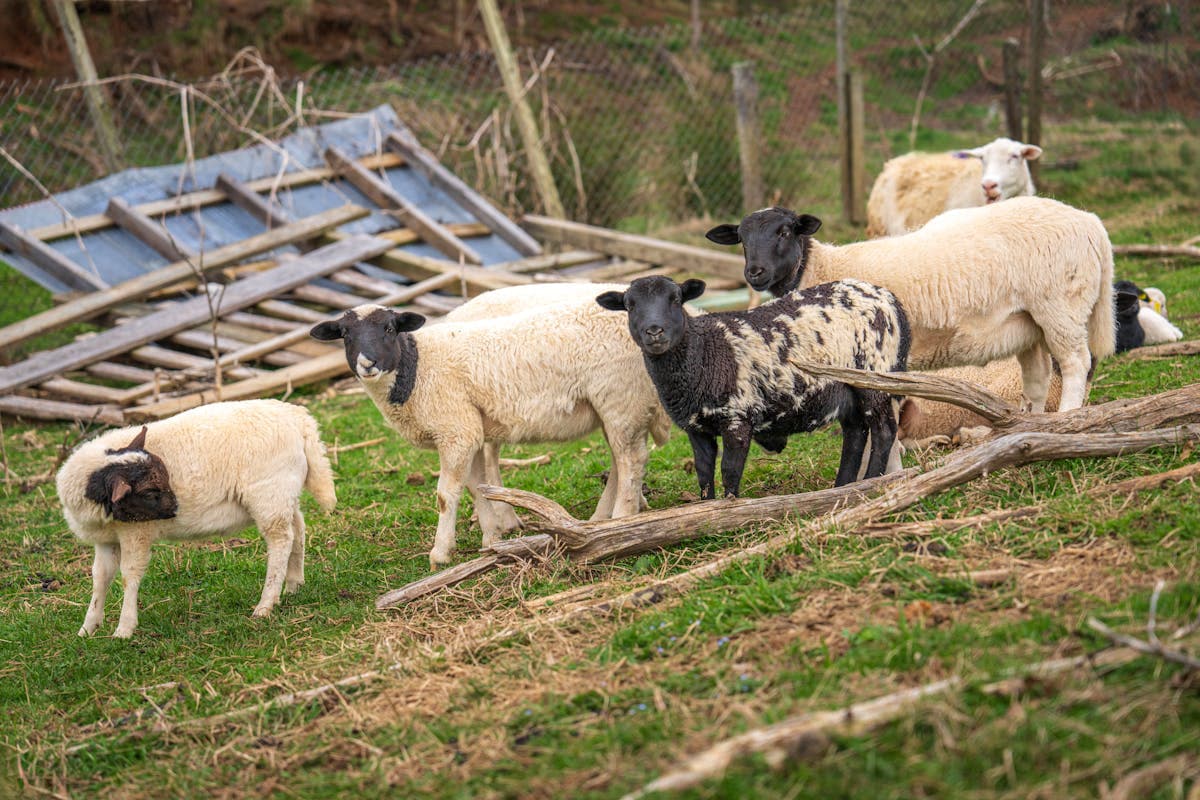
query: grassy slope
[{"left": 2, "top": 121, "right": 1200, "bottom": 798}]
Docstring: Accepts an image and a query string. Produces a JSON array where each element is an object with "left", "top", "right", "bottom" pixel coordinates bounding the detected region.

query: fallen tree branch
[
  {"left": 1086, "top": 617, "right": 1200, "bottom": 671},
  {"left": 1117, "top": 339, "right": 1200, "bottom": 360},
  {"left": 1112, "top": 244, "right": 1200, "bottom": 260},
  {"left": 622, "top": 645, "right": 1139, "bottom": 799},
  {"left": 377, "top": 425, "right": 1200, "bottom": 608},
  {"left": 1103, "top": 755, "right": 1199, "bottom": 800}
]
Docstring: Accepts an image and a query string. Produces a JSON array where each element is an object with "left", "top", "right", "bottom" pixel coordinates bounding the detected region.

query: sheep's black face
[
  {"left": 310, "top": 306, "right": 425, "bottom": 380},
  {"left": 597, "top": 276, "right": 704, "bottom": 357},
  {"left": 707, "top": 208, "right": 822, "bottom": 296},
  {"left": 1114, "top": 286, "right": 1145, "bottom": 353},
  {"left": 84, "top": 429, "right": 178, "bottom": 522}
]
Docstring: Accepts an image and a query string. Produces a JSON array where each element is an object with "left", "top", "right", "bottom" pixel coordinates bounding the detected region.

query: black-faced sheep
[
  {"left": 56, "top": 399, "right": 336, "bottom": 638},
  {"left": 866, "top": 137, "right": 1042, "bottom": 237},
  {"left": 596, "top": 276, "right": 910, "bottom": 498},
  {"left": 705, "top": 198, "right": 1115, "bottom": 415},
  {"left": 310, "top": 299, "right": 668, "bottom": 567}
]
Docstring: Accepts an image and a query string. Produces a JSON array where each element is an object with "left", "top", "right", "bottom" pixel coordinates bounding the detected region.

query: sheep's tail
[
  {"left": 302, "top": 418, "right": 337, "bottom": 512},
  {"left": 649, "top": 406, "right": 672, "bottom": 447},
  {"left": 1087, "top": 229, "right": 1117, "bottom": 361}
]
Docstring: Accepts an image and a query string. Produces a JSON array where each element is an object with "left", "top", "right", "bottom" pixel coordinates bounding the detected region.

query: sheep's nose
[
  {"left": 746, "top": 265, "right": 765, "bottom": 282},
  {"left": 645, "top": 325, "right": 664, "bottom": 338},
  {"left": 982, "top": 180, "right": 999, "bottom": 193}
]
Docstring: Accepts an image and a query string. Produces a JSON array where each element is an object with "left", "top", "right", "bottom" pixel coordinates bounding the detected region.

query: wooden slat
[
  {"left": 26, "top": 153, "right": 405, "bottom": 242},
  {"left": 165, "top": 329, "right": 304, "bottom": 367},
  {"left": 127, "top": 350, "right": 350, "bottom": 421},
  {"left": 386, "top": 129, "right": 542, "bottom": 256},
  {"left": 128, "top": 345, "right": 258, "bottom": 378},
  {"left": 105, "top": 197, "right": 193, "bottom": 261},
  {"left": 253, "top": 300, "right": 329, "bottom": 323},
  {"left": 215, "top": 172, "right": 293, "bottom": 230},
  {"left": 326, "top": 268, "right": 404, "bottom": 296},
  {"left": 220, "top": 311, "right": 302, "bottom": 334},
  {"left": 85, "top": 361, "right": 158, "bottom": 383},
  {"left": 325, "top": 145, "right": 484, "bottom": 265},
  {"left": 37, "top": 377, "right": 131, "bottom": 404},
  {"left": 0, "top": 235, "right": 393, "bottom": 396},
  {"left": 0, "top": 395, "right": 124, "bottom": 425},
  {"left": 520, "top": 215, "right": 745, "bottom": 280},
  {"left": 289, "top": 284, "right": 373, "bottom": 309},
  {"left": 0, "top": 204, "right": 370, "bottom": 352},
  {"left": 0, "top": 222, "right": 108, "bottom": 292}
]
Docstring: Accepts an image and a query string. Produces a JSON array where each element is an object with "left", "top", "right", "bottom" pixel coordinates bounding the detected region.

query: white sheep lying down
[
  {"left": 57, "top": 399, "right": 336, "bottom": 638},
  {"left": 866, "top": 137, "right": 1042, "bottom": 237},
  {"left": 311, "top": 296, "right": 669, "bottom": 567},
  {"left": 706, "top": 197, "right": 1116, "bottom": 415}
]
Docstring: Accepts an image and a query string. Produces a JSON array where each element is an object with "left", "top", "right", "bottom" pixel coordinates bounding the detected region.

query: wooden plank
[
  {"left": 220, "top": 311, "right": 302, "bottom": 334},
  {"left": 0, "top": 222, "right": 108, "bottom": 292},
  {"left": 26, "top": 153, "right": 405, "bottom": 243},
  {"left": 520, "top": 215, "right": 745, "bottom": 280},
  {"left": 289, "top": 283, "right": 373, "bottom": 310},
  {"left": 105, "top": 197, "right": 193, "bottom": 261},
  {"left": 85, "top": 361, "right": 158, "bottom": 383},
  {"left": 326, "top": 268, "right": 404, "bottom": 296},
  {"left": 0, "top": 394, "right": 124, "bottom": 425},
  {"left": 386, "top": 129, "right": 542, "bottom": 257},
  {"left": 165, "top": 329, "right": 305, "bottom": 367},
  {"left": 254, "top": 300, "right": 328, "bottom": 323},
  {"left": 128, "top": 345, "right": 259, "bottom": 378},
  {"left": 215, "top": 172, "right": 292, "bottom": 230},
  {"left": 0, "top": 204, "right": 369, "bottom": 353},
  {"left": 0, "top": 235, "right": 393, "bottom": 396},
  {"left": 127, "top": 350, "right": 351, "bottom": 421},
  {"left": 325, "top": 145, "right": 484, "bottom": 265},
  {"left": 37, "top": 377, "right": 130, "bottom": 404}
]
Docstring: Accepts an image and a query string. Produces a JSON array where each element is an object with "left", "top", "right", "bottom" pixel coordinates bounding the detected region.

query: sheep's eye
[{"left": 779, "top": 228, "right": 790, "bottom": 238}]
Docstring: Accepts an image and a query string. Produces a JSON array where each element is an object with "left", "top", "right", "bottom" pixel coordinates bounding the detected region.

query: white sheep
[
  {"left": 866, "top": 137, "right": 1042, "bottom": 238},
  {"left": 706, "top": 197, "right": 1115, "bottom": 415},
  {"left": 310, "top": 299, "right": 668, "bottom": 567},
  {"left": 57, "top": 399, "right": 336, "bottom": 639},
  {"left": 439, "top": 281, "right": 670, "bottom": 537}
]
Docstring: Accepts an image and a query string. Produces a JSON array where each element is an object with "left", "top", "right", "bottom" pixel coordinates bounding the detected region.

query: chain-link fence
[{"left": 1, "top": 1, "right": 1197, "bottom": 326}]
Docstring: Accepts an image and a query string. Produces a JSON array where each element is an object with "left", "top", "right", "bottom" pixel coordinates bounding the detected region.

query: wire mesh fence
[{"left": 1, "top": 1, "right": 1197, "bottom": 327}]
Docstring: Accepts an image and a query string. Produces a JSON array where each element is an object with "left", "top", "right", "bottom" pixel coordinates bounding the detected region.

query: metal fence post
[{"left": 732, "top": 62, "right": 764, "bottom": 213}]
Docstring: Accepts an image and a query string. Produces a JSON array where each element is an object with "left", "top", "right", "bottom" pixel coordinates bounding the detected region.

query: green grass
[{"left": 3, "top": 45, "right": 1200, "bottom": 800}]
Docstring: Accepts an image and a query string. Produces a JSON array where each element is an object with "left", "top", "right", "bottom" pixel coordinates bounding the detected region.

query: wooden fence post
[
  {"left": 1002, "top": 38, "right": 1023, "bottom": 141},
  {"left": 1026, "top": 0, "right": 1045, "bottom": 182},
  {"left": 477, "top": 0, "right": 565, "bottom": 219},
  {"left": 841, "top": 70, "right": 866, "bottom": 225},
  {"left": 50, "top": 0, "right": 123, "bottom": 173},
  {"left": 731, "top": 62, "right": 764, "bottom": 213}
]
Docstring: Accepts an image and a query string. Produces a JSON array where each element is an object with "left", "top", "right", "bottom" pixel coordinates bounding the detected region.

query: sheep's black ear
[
  {"left": 794, "top": 214, "right": 822, "bottom": 236},
  {"left": 310, "top": 320, "right": 344, "bottom": 341},
  {"left": 679, "top": 279, "right": 707, "bottom": 302},
  {"left": 705, "top": 224, "right": 741, "bottom": 245},
  {"left": 1115, "top": 291, "right": 1140, "bottom": 314},
  {"left": 125, "top": 426, "right": 148, "bottom": 452},
  {"left": 388, "top": 311, "right": 425, "bottom": 333},
  {"left": 595, "top": 291, "right": 628, "bottom": 312}
]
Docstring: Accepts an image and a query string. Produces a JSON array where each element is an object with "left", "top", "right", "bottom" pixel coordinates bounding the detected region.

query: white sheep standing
[
  {"left": 57, "top": 399, "right": 336, "bottom": 639},
  {"left": 437, "top": 281, "right": 670, "bottom": 538},
  {"left": 311, "top": 299, "right": 668, "bottom": 567},
  {"left": 866, "top": 137, "right": 1042, "bottom": 237},
  {"left": 706, "top": 197, "right": 1115, "bottom": 415}
]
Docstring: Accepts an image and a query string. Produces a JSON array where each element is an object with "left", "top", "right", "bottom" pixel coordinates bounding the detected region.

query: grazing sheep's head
[
  {"left": 956, "top": 137, "right": 1042, "bottom": 203},
  {"left": 597, "top": 276, "right": 705, "bottom": 356},
  {"left": 706, "top": 207, "right": 822, "bottom": 296},
  {"left": 310, "top": 305, "right": 425, "bottom": 382},
  {"left": 83, "top": 427, "right": 178, "bottom": 522}
]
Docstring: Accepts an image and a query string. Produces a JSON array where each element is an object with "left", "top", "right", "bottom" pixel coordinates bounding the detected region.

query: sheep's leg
[
  {"left": 482, "top": 443, "right": 522, "bottom": 536},
  {"left": 1016, "top": 345, "right": 1052, "bottom": 413},
  {"left": 1054, "top": 347, "right": 1092, "bottom": 412},
  {"left": 605, "top": 425, "right": 649, "bottom": 518},
  {"left": 836, "top": 402, "right": 870, "bottom": 487},
  {"left": 687, "top": 430, "right": 719, "bottom": 500},
  {"left": 590, "top": 435, "right": 620, "bottom": 520},
  {"left": 254, "top": 513, "right": 296, "bottom": 618},
  {"left": 113, "top": 536, "right": 153, "bottom": 639},
  {"left": 431, "top": 441, "right": 478, "bottom": 568},
  {"left": 719, "top": 423, "right": 753, "bottom": 499},
  {"left": 862, "top": 391, "right": 899, "bottom": 480},
  {"left": 285, "top": 505, "right": 306, "bottom": 593},
  {"left": 466, "top": 449, "right": 509, "bottom": 548},
  {"left": 79, "top": 543, "right": 119, "bottom": 636}
]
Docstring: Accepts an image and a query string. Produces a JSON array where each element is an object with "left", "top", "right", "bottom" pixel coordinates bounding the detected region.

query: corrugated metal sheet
[{"left": 0, "top": 105, "right": 525, "bottom": 294}]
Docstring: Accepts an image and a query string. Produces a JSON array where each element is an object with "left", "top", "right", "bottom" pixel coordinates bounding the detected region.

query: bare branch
[{"left": 1087, "top": 616, "right": 1200, "bottom": 671}]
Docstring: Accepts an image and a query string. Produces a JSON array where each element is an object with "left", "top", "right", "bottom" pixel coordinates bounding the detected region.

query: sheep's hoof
[
  {"left": 77, "top": 626, "right": 93, "bottom": 637},
  {"left": 251, "top": 606, "right": 274, "bottom": 618},
  {"left": 284, "top": 578, "right": 304, "bottom": 594},
  {"left": 429, "top": 552, "right": 454, "bottom": 569},
  {"left": 112, "top": 627, "right": 135, "bottom": 639}
]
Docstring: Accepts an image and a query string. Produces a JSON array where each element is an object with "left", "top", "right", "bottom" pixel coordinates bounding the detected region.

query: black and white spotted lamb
[{"left": 596, "top": 276, "right": 910, "bottom": 499}]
